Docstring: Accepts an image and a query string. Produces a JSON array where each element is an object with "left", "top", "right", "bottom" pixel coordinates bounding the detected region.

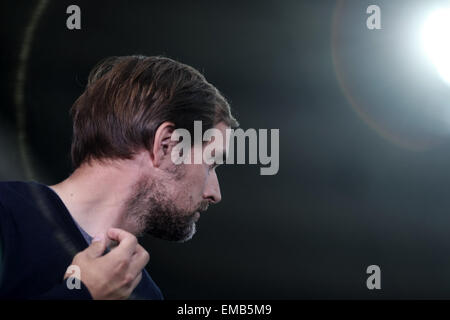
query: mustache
[{"left": 197, "top": 201, "right": 209, "bottom": 212}]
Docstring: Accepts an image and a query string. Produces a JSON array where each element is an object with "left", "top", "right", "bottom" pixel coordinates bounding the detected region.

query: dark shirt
[{"left": 0, "top": 181, "right": 163, "bottom": 300}]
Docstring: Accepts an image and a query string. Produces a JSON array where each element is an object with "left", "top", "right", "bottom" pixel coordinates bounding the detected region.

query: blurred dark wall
[{"left": 2, "top": 0, "right": 450, "bottom": 299}]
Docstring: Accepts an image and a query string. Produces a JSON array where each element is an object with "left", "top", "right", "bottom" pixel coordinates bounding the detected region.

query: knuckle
[
  {"left": 129, "top": 236, "right": 138, "bottom": 247},
  {"left": 122, "top": 273, "right": 135, "bottom": 286},
  {"left": 142, "top": 250, "right": 150, "bottom": 263},
  {"left": 116, "top": 257, "right": 129, "bottom": 272},
  {"left": 116, "top": 290, "right": 129, "bottom": 300},
  {"left": 123, "top": 288, "right": 133, "bottom": 300}
]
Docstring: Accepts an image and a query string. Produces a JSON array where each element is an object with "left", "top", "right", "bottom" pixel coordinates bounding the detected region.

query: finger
[
  {"left": 107, "top": 228, "right": 133, "bottom": 242},
  {"left": 106, "top": 228, "right": 137, "bottom": 257},
  {"left": 84, "top": 234, "right": 106, "bottom": 259},
  {"left": 134, "top": 243, "right": 148, "bottom": 258},
  {"left": 128, "top": 245, "right": 150, "bottom": 275},
  {"left": 127, "top": 272, "right": 143, "bottom": 296}
]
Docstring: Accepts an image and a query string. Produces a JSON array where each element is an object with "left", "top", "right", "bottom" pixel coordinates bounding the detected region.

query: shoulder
[
  {"left": 0, "top": 180, "right": 50, "bottom": 210},
  {"left": 0, "top": 181, "right": 38, "bottom": 231},
  {"left": 0, "top": 180, "right": 36, "bottom": 205},
  {"left": 0, "top": 180, "right": 55, "bottom": 232},
  {"left": 0, "top": 181, "right": 29, "bottom": 218}
]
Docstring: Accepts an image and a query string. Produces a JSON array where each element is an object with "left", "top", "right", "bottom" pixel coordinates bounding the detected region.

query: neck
[{"left": 49, "top": 156, "right": 148, "bottom": 237}]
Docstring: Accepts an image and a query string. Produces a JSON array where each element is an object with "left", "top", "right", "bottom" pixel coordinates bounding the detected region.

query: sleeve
[
  {"left": 33, "top": 281, "right": 93, "bottom": 300},
  {"left": 0, "top": 200, "right": 8, "bottom": 286},
  {"left": 0, "top": 198, "right": 92, "bottom": 300}
]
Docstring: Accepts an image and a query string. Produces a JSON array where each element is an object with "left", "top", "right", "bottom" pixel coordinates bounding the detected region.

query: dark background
[{"left": 2, "top": 0, "right": 450, "bottom": 299}]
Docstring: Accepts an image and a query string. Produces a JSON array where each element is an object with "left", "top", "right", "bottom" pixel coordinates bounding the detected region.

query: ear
[{"left": 151, "top": 121, "right": 176, "bottom": 168}]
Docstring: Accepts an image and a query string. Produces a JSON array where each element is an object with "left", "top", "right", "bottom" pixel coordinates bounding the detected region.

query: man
[{"left": 0, "top": 55, "right": 238, "bottom": 299}]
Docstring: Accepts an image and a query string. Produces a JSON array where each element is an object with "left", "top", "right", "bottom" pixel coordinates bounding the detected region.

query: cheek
[{"left": 181, "top": 164, "right": 208, "bottom": 193}]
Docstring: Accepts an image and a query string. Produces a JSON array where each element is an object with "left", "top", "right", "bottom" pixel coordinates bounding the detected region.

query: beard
[{"left": 122, "top": 172, "right": 209, "bottom": 242}]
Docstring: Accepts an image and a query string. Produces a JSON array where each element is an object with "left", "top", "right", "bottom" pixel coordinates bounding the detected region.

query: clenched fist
[{"left": 65, "top": 228, "right": 150, "bottom": 300}]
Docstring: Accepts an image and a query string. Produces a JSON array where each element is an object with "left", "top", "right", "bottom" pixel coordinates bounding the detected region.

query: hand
[{"left": 65, "top": 228, "right": 150, "bottom": 300}]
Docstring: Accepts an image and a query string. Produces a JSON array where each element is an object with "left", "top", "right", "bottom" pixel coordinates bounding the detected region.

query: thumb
[{"left": 84, "top": 234, "right": 106, "bottom": 259}]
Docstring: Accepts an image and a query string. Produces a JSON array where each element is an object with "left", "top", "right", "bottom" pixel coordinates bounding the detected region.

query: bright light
[{"left": 421, "top": 8, "right": 450, "bottom": 85}]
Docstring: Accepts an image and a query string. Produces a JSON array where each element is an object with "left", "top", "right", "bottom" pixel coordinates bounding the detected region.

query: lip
[{"left": 194, "top": 211, "right": 200, "bottom": 221}]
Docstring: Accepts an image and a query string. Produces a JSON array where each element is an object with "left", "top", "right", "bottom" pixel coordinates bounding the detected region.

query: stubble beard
[{"left": 122, "top": 170, "right": 208, "bottom": 242}]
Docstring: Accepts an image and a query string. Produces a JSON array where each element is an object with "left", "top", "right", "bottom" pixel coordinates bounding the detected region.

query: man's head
[{"left": 70, "top": 55, "right": 238, "bottom": 241}]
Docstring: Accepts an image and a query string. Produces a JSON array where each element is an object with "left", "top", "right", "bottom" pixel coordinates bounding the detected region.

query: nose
[{"left": 203, "top": 170, "right": 222, "bottom": 204}]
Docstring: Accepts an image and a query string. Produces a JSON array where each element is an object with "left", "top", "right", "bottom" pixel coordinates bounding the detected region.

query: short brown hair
[{"left": 70, "top": 55, "right": 238, "bottom": 169}]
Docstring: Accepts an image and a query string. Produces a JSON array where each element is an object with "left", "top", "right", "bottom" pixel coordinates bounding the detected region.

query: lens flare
[{"left": 422, "top": 8, "right": 450, "bottom": 85}]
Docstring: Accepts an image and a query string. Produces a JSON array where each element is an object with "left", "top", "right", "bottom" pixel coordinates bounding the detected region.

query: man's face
[{"left": 123, "top": 122, "right": 230, "bottom": 242}]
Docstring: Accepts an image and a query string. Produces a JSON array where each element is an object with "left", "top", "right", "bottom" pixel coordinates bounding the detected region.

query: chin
[
  {"left": 175, "top": 222, "right": 197, "bottom": 243},
  {"left": 145, "top": 221, "right": 197, "bottom": 243}
]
